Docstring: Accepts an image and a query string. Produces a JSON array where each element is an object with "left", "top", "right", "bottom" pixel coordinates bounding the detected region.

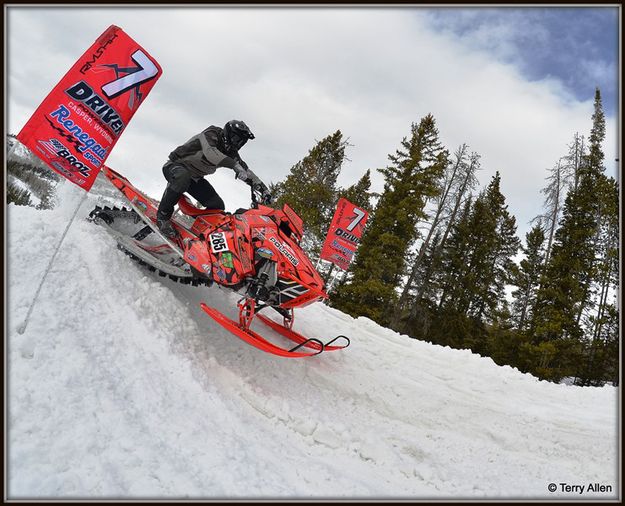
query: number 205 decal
[{"left": 210, "top": 232, "right": 229, "bottom": 253}]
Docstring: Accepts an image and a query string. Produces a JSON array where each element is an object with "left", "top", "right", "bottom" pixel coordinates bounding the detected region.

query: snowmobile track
[{"left": 88, "top": 205, "right": 211, "bottom": 287}]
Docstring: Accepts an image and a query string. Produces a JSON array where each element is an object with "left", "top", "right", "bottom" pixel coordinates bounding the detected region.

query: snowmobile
[{"left": 89, "top": 166, "right": 349, "bottom": 358}]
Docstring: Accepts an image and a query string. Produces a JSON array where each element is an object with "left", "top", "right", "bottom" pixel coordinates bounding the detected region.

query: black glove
[
  {"left": 252, "top": 181, "right": 272, "bottom": 205},
  {"left": 261, "top": 190, "right": 273, "bottom": 205}
]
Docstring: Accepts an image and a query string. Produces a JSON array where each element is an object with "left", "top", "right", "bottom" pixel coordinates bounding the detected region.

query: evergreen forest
[{"left": 272, "top": 89, "right": 619, "bottom": 386}]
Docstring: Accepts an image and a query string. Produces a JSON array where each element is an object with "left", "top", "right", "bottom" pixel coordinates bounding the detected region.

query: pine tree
[
  {"left": 532, "top": 132, "right": 585, "bottom": 267},
  {"left": 438, "top": 173, "right": 519, "bottom": 319},
  {"left": 533, "top": 89, "right": 606, "bottom": 338},
  {"left": 576, "top": 158, "right": 619, "bottom": 386},
  {"left": 271, "top": 130, "right": 349, "bottom": 255},
  {"left": 511, "top": 225, "right": 546, "bottom": 331},
  {"left": 338, "top": 169, "right": 374, "bottom": 211},
  {"left": 331, "top": 115, "right": 447, "bottom": 324},
  {"left": 563, "top": 132, "right": 585, "bottom": 193},
  {"left": 6, "top": 159, "right": 58, "bottom": 209},
  {"left": 587, "top": 88, "right": 606, "bottom": 173},
  {"left": 531, "top": 184, "right": 598, "bottom": 342},
  {"left": 433, "top": 173, "right": 519, "bottom": 353},
  {"left": 413, "top": 152, "right": 480, "bottom": 311},
  {"left": 391, "top": 144, "right": 480, "bottom": 330},
  {"left": 529, "top": 89, "right": 608, "bottom": 382},
  {"left": 397, "top": 229, "right": 443, "bottom": 340},
  {"left": 7, "top": 181, "right": 33, "bottom": 207},
  {"left": 435, "top": 196, "right": 474, "bottom": 313},
  {"left": 533, "top": 159, "right": 566, "bottom": 265},
  {"left": 467, "top": 173, "right": 520, "bottom": 323},
  {"left": 391, "top": 144, "right": 464, "bottom": 328},
  {"left": 590, "top": 176, "right": 619, "bottom": 343}
]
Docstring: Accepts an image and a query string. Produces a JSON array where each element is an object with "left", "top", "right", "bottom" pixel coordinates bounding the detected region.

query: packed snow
[{"left": 7, "top": 179, "right": 619, "bottom": 500}]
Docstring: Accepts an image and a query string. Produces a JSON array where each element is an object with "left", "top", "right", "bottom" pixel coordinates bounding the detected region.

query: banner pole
[
  {"left": 16, "top": 191, "right": 88, "bottom": 335},
  {"left": 326, "top": 268, "right": 343, "bottom": 293},
  {"left": 315, "top": 256, "right": 322, "bottom": 271}
]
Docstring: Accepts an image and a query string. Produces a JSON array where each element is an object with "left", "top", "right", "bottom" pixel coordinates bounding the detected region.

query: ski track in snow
[{"left": 7, "top": 192, "right": 619, "bottom": 500}]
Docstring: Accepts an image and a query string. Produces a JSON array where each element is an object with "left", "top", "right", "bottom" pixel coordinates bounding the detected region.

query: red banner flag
[
  {"left": 319, "top": 198, "right": 369, "bottom": 270},
  {"left": 17, "top": 25, "right": 162, "bottom": 191}
]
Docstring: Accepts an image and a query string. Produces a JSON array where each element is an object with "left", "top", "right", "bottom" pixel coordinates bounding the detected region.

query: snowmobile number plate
[{"left": 209, "top": 232, "right": 229, "bottom": 253}]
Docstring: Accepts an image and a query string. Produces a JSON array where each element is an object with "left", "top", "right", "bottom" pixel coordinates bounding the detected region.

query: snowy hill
[{"left": 7, "top": 179, "right": 618, "bottom": 500}]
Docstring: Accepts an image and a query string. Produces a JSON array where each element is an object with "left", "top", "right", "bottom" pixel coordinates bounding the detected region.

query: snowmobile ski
[
  {"left": 257, "top": 313, "right": 350, "bottom": 352},
  {"left": 201, "top": 303, "right": 324, "bottom": 358}
]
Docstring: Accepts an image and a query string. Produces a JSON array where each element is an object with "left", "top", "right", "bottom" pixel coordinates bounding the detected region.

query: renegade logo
[
  {"left": 331, "top": 239, "right": 355, "bottom": 258},
  {"left": 49, "top": 105, "right": 109, "bottom": 158}
]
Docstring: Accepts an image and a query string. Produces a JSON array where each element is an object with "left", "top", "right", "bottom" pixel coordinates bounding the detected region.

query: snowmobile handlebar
[
  {"left": 250, "top": 181, "right": 272, "bottom": 208},
  {"left": 250, "top": 184, "right": 260, "bottom": 209}
]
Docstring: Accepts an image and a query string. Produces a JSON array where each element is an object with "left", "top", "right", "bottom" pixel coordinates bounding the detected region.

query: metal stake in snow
[
  {"left": 16, "top": 191, "right": 88, "bottom": 335},
  {"left": 325, "top": 268, "right": 343, "bottom": 293},
  {"left": 315, "top": 256, "right": 322, "bottom": 271}
]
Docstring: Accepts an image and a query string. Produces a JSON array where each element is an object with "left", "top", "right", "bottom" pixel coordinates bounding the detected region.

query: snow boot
[{"left": 156, "top": 211, "right": 179, "bottom": 239}]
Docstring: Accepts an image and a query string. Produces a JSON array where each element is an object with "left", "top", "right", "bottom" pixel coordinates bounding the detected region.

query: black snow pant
[{"left": 156, "top": 162, "right": 225, "bottom": 221}]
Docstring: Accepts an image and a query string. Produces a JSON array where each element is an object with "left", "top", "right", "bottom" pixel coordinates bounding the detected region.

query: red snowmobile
[{"left": 89, "top": 166, "right": 349, "bottom": 358}]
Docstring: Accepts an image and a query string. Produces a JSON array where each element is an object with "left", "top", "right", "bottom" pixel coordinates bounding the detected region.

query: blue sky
[{"left": 425, "top": 7, "right": 619, "bottom": 118}]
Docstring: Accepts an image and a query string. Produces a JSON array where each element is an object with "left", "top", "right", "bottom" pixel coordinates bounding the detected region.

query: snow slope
[{"left": 7, "top": 182, "right": 619, "bottom": 500}]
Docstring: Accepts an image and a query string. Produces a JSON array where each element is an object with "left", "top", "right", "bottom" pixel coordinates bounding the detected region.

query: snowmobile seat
[{"left": 178, "top": 195, "right": 223, "bottom": 217}]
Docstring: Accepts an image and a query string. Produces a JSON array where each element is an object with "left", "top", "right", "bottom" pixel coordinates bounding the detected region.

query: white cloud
[
  {"left": 579, "top": 59, "right": 618, "bottom": 89},
  {"left": 6, "top": 7, "right": 618, "bottom": 237}
]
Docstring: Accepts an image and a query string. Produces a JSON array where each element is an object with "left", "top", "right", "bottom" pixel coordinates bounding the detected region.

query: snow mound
[{"left": 7, "top": 188, "right": 618, "bottom": 500}]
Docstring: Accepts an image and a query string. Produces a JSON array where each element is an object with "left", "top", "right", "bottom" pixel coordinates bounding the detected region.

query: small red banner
[
  {"left": 319, "top": 198, "right": 369, "bottom": 270},
  {"left": 17, "top": 25, "right": 162, "bottom": 191}
]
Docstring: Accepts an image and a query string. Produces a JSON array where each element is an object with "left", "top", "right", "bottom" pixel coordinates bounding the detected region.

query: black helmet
[{"left": 223, "top": 120, "right": 255, "bottom": 151}]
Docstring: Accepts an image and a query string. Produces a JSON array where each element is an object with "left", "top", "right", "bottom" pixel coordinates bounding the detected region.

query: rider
[{"left": 156, "top": 120, "right": 272, "bottom": 238}]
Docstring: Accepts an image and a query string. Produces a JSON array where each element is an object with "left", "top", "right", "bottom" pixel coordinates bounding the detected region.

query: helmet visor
[{"left": 230, "top": 132, "right": 248, "bottom": 150}]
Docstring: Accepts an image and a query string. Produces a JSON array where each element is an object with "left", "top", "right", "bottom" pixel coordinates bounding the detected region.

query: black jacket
[{"left": 168, "top": 125, "right": 260, "bottom": 185}]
